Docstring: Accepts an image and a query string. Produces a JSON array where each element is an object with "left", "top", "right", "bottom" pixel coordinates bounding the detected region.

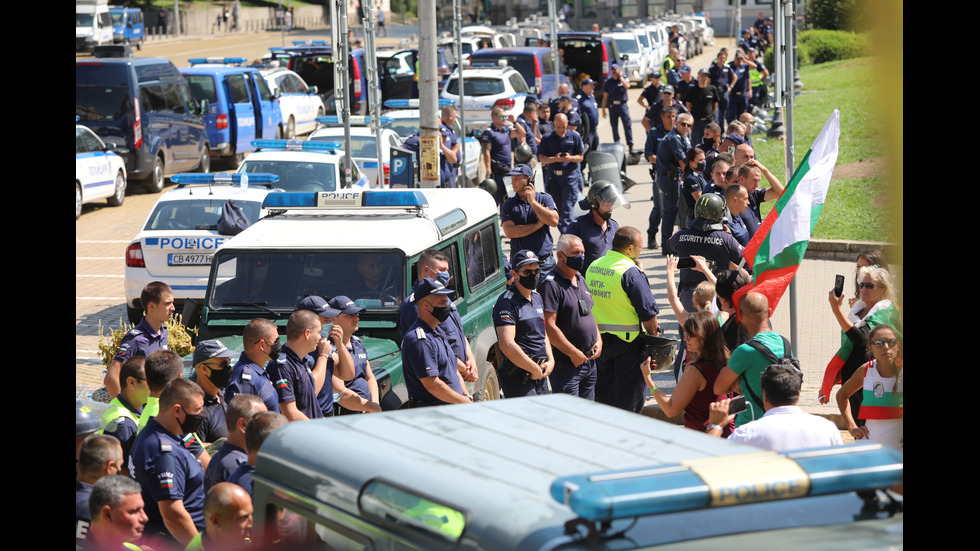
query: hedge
[{"left": 763, "top": 30, "right": 870, "bottom": 72}]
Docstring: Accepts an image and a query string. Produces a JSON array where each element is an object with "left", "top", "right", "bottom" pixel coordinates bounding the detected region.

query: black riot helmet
[
  {"left": 514, "top": 141, "right": 533, "bottom": 164},
  {"left": 586, "top": 180, "right": 630, "bottom": 214},
  {"left": 692, "top": 193, "right": 726, "bottom": 232},
  {"left": 479, "top": 178, "right": 497, "bottom": 196}
]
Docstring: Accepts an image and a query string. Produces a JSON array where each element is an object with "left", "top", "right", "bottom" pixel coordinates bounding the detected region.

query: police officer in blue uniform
[
  {"left": 130, "top": 378, "right": 207, "bottom": 544},
  {"left": 601, "top": 63, "right": 634, "bottom": 154},
  {"left": 644, "top": 106, "right": 677, "bottom": 250},
  {"left": 494, "top": 250, "right": 554, "bottom": 398},
  {"left": 106, "top": 281, "right": 174, "bottom": 398},
  {"left": 637, "top": 70, "right": 663, "bottom": 110},
  {"left": 439, "top": 105, "right": 461, "bottom": 188},
  {"left": 225, "top": 318, "right": 282, "bottom": 413},
  {"left": 575, "top": 78, "right": 599, "bottom": 153},
  {"left": 190, "top": 339, "right": 238, "bottom": 444},
  {"left": 540, "top": 236, "right": 601, "bottom": 399},
  {"left": 500, "top": 164, "right": 560, "bottom": 273},
  {"left": 656, "top": 112, "right": 693, "bottom": 255},
  {"left": 481, "top": 106, "right": 527, "bottom": 205},
  {"left": 566, "top": 179, "right": 629, "bottom": 272},
  {"left": 267, "top": 310, "right": 332, "bottom": 421},
  {"left": 401, "top": 278, "right": 472, "bottom": 407},
  {"left": 538, "top": 113, "right": 585, "bottom": 233},
  {"left": 515, "top": 95, "right": 540, "bottom": 161},
  {"left": 204, "top": 394, "right": 264, "bottom": 491},
  {"left": 708, "top": 50, "right": 736, "bottom": 126},
  {"left": 727, "top": 50, "right": 752, "bottom": 123},
  {"left": 100, "top": 356, "right": 147, "bottom": 469},
  {"left": 327, "top": 295, "right": 384, "bottom": 413}
]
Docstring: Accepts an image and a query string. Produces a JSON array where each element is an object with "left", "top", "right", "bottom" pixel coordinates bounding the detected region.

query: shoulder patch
[
  {"left": 157, "top": 434, "right": 173, "bottom": 453},
  {"left": 503, "top": 290, "right": 514, "bottom": 299},
  {"left": 415, "top": 327, "right": 426, "bottom": 340},
  {"left": 544, "top": 274, "right": 555, "bottom": 281}
]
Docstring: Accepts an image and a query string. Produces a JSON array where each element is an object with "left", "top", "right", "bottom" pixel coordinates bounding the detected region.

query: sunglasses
[
  {"left": 518, "top": 268, "right": 541, "bottom": 276},
  {"left": 859, "top": 282, "right": 878, "bottom": 290},
  {"left": 870, "top": 338, "right": 898, "bottom": 348},
  {"left": 677, "top": 122, "right": 692, "bottom": 128}
]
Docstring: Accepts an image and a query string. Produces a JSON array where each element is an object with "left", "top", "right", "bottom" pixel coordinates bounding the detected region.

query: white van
[{"left": 76, "top": 0, "right": 113, "bottom": 52}]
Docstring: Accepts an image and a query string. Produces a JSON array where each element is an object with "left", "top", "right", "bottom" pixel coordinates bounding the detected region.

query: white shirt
[{"left": 728, "top": 406, "right": 843, "bottom": 452}]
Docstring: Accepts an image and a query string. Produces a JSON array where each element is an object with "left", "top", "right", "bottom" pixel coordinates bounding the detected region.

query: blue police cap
[
  {"left": 327, "top": 295, "right": 365, "bottom": 315},
  {"left": 581, "top": 78, "right": 595, "bottom": 86},
  {"left": 648, "top": 70, "right": 661, "bottom": 79},
  {"left": 509, "top": 164, "right": 534, "bottom": 179},
  {"left": 193, "top": 339, "right": 237, "bottom": 366},
  {"left": 680, "top": 65, "right": 692, "bottom": 73},
  {"left": 662, "top": 84, "right": 675, "bottom": 94},
  {"left": 524, "top": 94, "right": 540, "bottom": 104},
  {"left": 510, "top": 249, "right": 541, "bottom": 270},
  {"left": 410, "top": 278, "right": 455, "bottom": 303},
  {"left": 610, "top": 62, "right": 621, "bottom": 70},
  {"left": 296, "top": 295, "right": 342, "bottom": 318},
  {"left": 726, "top": 132, "right": 747, "bottom": 145}
]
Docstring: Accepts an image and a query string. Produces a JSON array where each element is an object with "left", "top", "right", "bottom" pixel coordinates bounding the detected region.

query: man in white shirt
[{"left": 708, "top": 364, "right": 843, "bottom": 451}]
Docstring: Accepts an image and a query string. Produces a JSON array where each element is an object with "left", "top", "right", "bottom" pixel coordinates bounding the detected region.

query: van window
[
  {"left": 253, "top": 74, "right": 275, "bottom": 102},
  {"left": 227, "top": 75, "right": 251, "bottom": 104},
  {"left": 185, "top": 75, "right": 218, "bottom": 105},
  {"left": 446, "top": 77, "right": 504, "bottom": 96},
  {"left": 76, "top": 64, "right": 132, "bottom": 121},
  {"left": 464, "top": 222, "right": 500, "bottom": 291},
  {"left": 140, "top": 84, "right": 168, "bottom": 113},
  {"left": 261, "top": 503, "right": 373, "bottom": 550}
]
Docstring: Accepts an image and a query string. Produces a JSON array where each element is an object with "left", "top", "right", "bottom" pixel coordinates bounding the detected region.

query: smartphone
[
  {"left": 677, "top": 257, "right": 696, "bottom": 269},
  {"left": 834, "top": 274, "right": 845, "bottom": 298},
  {"left": 728, "top": 396, "right": 747, "bottom": 415}
]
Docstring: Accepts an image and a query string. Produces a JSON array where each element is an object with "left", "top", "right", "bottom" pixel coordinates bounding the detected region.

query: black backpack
[{"left": 217, "top": 199, "right": 251, "bottom": 236}]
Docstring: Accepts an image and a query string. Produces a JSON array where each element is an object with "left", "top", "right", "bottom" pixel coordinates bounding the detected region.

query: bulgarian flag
[{"left": 733, "top": 109, "right": 840, "bottom": 316}]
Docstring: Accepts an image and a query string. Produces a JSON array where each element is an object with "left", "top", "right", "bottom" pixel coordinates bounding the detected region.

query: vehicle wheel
[
  {"left": 196, "top": 148, "right": 211, "bottom": 173},
  {"left": 227, "top": 152, "right": 246, "bottom": 170},
  {"left": 107, "top": 170, "right": 126, "bottom": 206},
  {"left": 126, "top": 305, "right": 142, "bottom": 325},
  {"left": 473, "top": 361, "right": 501, "bottom": 402},
  {"left": 143, "top": 156, "right": 165, "bottom": 194},
  {"left": 285, "top": 116, "right": 296, "bottom": 139},
  {"left": 276, "top": 124, "right": 284, "bottom": 139},
  {"left": 75, "top": 183, "right": 82, "bottom": 220}
]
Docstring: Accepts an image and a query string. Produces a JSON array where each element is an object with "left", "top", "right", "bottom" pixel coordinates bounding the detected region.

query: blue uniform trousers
[
  {"left": 608, "top": 103, "right": 633, "bottom": 146},
  {"left": 595, "top": 334, "right": 645, "bottom": 413}
]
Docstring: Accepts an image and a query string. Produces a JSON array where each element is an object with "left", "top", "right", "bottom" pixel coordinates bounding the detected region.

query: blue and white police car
[
  {"left": 123, "top": 172, "right": 280, "bottom": 324},
  {"left": 76, "top": 123, "right": 127, "bottom": 219},
  {"left": 260, "top": 67, "right": 326, "bottom": 138},
  {"left": 236, "top": 138, "right": 370, "bottom": 192},
  {"left": 308, "top": 116, "right": 403, "bottom": 188},
  {"left": 440, "top": 62, "right": 529, "bottom": 124}
]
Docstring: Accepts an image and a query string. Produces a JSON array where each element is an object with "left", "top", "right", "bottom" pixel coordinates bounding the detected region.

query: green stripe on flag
[
  {"left": 774, "top": 148, "right": 813, "bottom": 213},
  {"left": 753, "top": 240, "right": 809, "bottom": 276}
]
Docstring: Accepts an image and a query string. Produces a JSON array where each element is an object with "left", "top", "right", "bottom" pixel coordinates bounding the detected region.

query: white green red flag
[{"left": 734, "top": 109, "right": 840, "bottom": 315}]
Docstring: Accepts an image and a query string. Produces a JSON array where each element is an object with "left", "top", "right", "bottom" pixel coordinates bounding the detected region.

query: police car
[
  {"left": 123, "top": 172, "right": 280, "bottom": 324},
  {"left": 308, "top": 116, "right": 404, "bottom": 188},
  {"left": 76, "top": 123, "right": 127, "bottom": 219},
  {"left": 194, "top": 188, "right": 509, "bottom": 410},
  {"left": 237, "top": 139, "right": 370, "bottom": 192},
  {"left": 379, "top": 99, "right": 485, "bottom": 187},
  {"left": 260, "top": 67, "right": 326, "bottom": 138},
  {"left": 440, "top": 62, "right": 529, "bottom": 123},
  {"left": 249, "top": 394, "right": 903, "bottom": 550}
]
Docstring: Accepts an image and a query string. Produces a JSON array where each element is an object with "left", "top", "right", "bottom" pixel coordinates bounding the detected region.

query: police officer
[
  {"left": 662, "top": 47, "right": 680, "bottom": 85},
  {"left": 745, "top": 49, "right": 770, "bottom": 107},
  {"left": 267, "top": 310, "right": 333, "bottom": 421},
  {"left": 641, "top": 84, "right": 689, "bottom": 133},
  {"left": 326, "top": 295, "right": 383, "bottom": 413},
  {"left": 686, "top": 69, "right": 720, "bottom": 147},
  {"left": 401, "top": 278, "right": 472, "bottom": 407},
  {"left": 554, "top": 94, "right": 582, "bottom": 132},
  {"left": 675, "top": 65, "right": 696, "bottom": 104},
  {"left": 501, "top": 164, "right": 559, "bottom": 273},
  {"left": 515, "top": 95, "right": 540, "bottom": 164},
  {"left": 225, "top": 318, "right": 282, "bottom": 414},
  {"left": 656, "top": 112, "right": 693, "bottom": 255},
  {"left": 549, "top": 82, "right": 579, "bottom": 122},
  {"left": 727, "top": 50, "right": 752, "bottom": 123},
  {"left": 637, "top": 70, "right": 663, "bottom": 111},
  {"left": 540, "top": 236, "right": 601, "bottom": 399},
  {"left": 538, "top": 113, "right": 584, "bottom": 233},
  {"left": 708, "top": 49, "right": 736, "bottom": 126},
  {"left": 667, "top": 193, "right": 744, "bottom": 313},
  {"left": 482, "top": 106, "right": 527, "bottom": 205},
  {"left": 106, "top": 281, "right": 174, "bottom": 397},
  {"left": 191, "top": 339, "right": 239, "bottom": 444},
  {"left": 576, "top": 79, "right": 599, "bottom": 153},
  {"left": 601, "top": 63, "right": 634, "bottom": 154},
  {"left": 77, "top": 435, "right": 125, "bottom": 547},
  {"left": 494, "top": 250, "right": 554, "bottom": 398},
  {"left": 567, "top": 180, "right": 629, "bottom": 272},
  {"left": 131, "top": 378, "right": 207, "bottom": 544},
  {"left": 585, "top": 227, "right": 660, "bottom": 413},
  {"left": 644, "top": 106, "right": 677, "bottom": 250},
  {"left": 100, "top": 356, "right": 148, "bottom": 469},
  {"left": 204, "top": 394, "right": 265, "bottom": 492},
  {"left": 439, "top": 104, "right": 461, "bottom": 188}
]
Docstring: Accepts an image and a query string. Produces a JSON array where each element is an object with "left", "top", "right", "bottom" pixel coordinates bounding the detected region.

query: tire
[
  {"left": 126, "top": 305, "right": 142, "bottom": 325},
  {"left": 285, "top": 116, "right": 296, "bottom": 139},
  {"left": 196, "top": 147, "right": 211, "bottom": 173},
  {"left": 143, "top": 156, "right": 165, "bottom": 194},
  {"left": 276, "top": 124, "right": 284, "bottom": 139},
  {"left": 473, "top": 361, "right": 501, "bottom": 402},
  {"left": 227, "top": 152, "right": 246, "bottom": 170},
  {"left": 107, "top": 170, "right": 126, "bottom": 206},
  {"left": 75, "top": 183, "right": 82, "bottom": 220}
]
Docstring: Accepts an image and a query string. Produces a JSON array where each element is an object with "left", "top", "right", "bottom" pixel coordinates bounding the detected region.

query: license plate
[{"left": 168, "top": 253, "right": 212, "bottom": 266}]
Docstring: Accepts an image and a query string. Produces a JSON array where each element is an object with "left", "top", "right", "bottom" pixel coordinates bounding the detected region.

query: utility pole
[
  {"left": 418, "top": 0, "right": 440, "bottom": 188},
  {"left": 362, "top": 0, "right": 386, "bottom": 186},
  {"left": 548, "top": 0, "right": 559, "bottom": 97},
  {"left": 330, "top": 0, "right": 353, "bottom": 187},
  {"left": 454, "top": 0, "right": 466, "bottom": 186}
]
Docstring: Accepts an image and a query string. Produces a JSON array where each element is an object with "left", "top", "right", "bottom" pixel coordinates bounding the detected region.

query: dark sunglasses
[
  {"left": 518, "top": 268, "right": 541, "bottom": 276},
  {"left": 859, "top": 282, "right": 878, "bottom": 290},
  {"left": 870, "top": 338, "right": 898, "bottom": 348}
]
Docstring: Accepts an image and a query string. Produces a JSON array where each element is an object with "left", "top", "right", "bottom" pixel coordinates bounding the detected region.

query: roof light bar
[
  {"left": 261, "top": 190, "right": 428, "bottom": 210},
  {"left": 315, "top": 115, "right": 394, "bottom": 126},
  {"left": 251, "top": 139, "right": 342, "bottom": 151},
  {"left": 384, "top": 99, "right": 454, "bottom": 109},
  {"left": 171, "top": 172, "right": 280, "bottom": 186},
  {"left": 187, "top": 57, "right": 248, "bottom": 65}
]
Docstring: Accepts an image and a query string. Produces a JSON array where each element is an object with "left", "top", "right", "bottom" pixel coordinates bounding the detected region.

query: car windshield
[
  {"left": 240, "top": 159, "right": 338, "bottom": 192},
  {"left": 635, "top": 34, "right": 649, "bottom": 48},
  {"left": 77, "top": 13, "right": 94, "bottom": 26},
  {"left": 209, "top": 252, "right": 404, "bottom": 311},
  {"left": 144, "top": 199, "right": 263, "bottom": 231},
  {"left": 446, "top": 77, "right": 505, "bottom": 96},
  {"left": 309, "top": 135, "right": 379, "bottom": 158},
  {"left": 110, "top": 13, "right": 124, "bottom": 26},
  {"left": 615, "top": 38, "right": 639, "bottom": 54},
  {"left": 382, "top": 118, "right": 420, "bottom": 138}
]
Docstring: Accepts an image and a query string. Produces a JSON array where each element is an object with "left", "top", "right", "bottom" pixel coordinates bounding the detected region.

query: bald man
[{"left": 186, "top": 483, "right": 253, "bottom": 550}]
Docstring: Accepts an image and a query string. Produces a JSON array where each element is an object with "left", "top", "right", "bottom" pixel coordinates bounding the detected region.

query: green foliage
[
  {"left": 798, "top": 30, "right": 870, "bottom": 64},
  {"left": 805, "top": 0, "right": 875, "bottom": 32},
  {"left": 390, "top": 0, "right": 419, "bottom": 14}
]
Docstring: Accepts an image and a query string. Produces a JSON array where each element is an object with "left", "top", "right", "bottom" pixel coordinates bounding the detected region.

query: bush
[
  {"left": 798, "top": 30, "right": 870, "bottom": 64},
  {"left": 763, "top": 42, "right": 812, "bottom": 76}
]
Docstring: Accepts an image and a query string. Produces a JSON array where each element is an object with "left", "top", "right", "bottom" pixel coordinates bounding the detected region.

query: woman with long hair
[
  {"left": 836, "top": 324, "right": 903, "bottom": 450},
  {"left": 647, "top": 311, "right": 733, "bottom": 435}
]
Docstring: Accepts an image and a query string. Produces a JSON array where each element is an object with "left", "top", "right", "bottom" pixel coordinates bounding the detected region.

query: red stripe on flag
[
  {"left": 742, "top": 204, "right": 781, "bottom": 271},
  {"left": 732, "top": 264, "right": 799, "bottom": 320},
  {"left": 820, "top": 353, "right": 847, "bottom": 400}
]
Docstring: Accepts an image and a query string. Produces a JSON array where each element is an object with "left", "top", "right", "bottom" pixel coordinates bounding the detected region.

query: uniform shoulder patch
[
  {"left": 415, "top": 327, "right": 426, "bottom": 340},
  {"left": 157, "top": 434, "right": 173, "bottom": 453},
  {"left": 544, "top": 274, "right": 555, "bottom": 281},
  {"left": 503, "top": 290, "right": 514, "bottom": 299}
]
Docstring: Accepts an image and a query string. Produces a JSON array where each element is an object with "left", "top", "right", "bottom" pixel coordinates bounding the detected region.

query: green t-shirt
[{"left": 729, "top": 331, "right": 785, "bottom": 427}]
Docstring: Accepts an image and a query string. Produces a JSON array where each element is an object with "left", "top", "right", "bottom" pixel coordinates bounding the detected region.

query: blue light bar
[
  {"left": 251, "top": 139, "right": 341, "bottom": 151},
  {"left": 171, "top": 172, "right": 280, "bottom": 185},
  {"left": 292, "top": 40, "right": 329, "bottom": 46},
  {"left": 262, "top": 192, "right": 318, "bottom": 209},
  {"left": 187, "top": 57, "right": 247, "bottom": 65},
  {"left": 362, "top": 190, "right": 427, "bottom": 207},
  {"left": 550, "top": 444, "right": 903, "bottom": 522},
  {"left": 315, "top": 115, "right": 394, "bottom": 125},
  {"left": 261, "top": 190, "right": 429, "bottom": 209},
  {"left": 383, "top": 99, "right": 454, "bottom": 109}
]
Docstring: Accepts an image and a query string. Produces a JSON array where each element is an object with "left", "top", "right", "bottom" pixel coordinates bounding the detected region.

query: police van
[
  {"left": 249, "top": 394, "right": 903, "bottom": 550},
  {"left": 193, "top": 188, "right": 508, "bottom": 409}
]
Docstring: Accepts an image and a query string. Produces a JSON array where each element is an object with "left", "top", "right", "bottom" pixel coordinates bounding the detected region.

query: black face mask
[
  {"left": 429, "top": 303, "right": 453, "bottom": 323},
  {"left": 597, "top": 209, "right": 612, "bottom": 221},
  {"left": 207, "top": 366, "right": 233, "bottom": 389},
  {"left": 696, "top": 161, "right": 707, "bottom": 173},
  {"left": 519, "top": 272, "right": 540, "bottom": 290},
  {"left": 267, "top": 340, "right": 282, "bottom": 362},
  {"left": 702, "top": 137, "right": 715, "bottom": 147},
  {"left": 178, "top": 406, "right": 206, "bottom": 435}
]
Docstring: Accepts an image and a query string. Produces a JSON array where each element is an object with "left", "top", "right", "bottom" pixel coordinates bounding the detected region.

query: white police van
[
  {"left": 123, "top": 172, "right": 280, "bottom": 324},
  {"left": 76, "top": 123, "right": 127, "bottom": 219},
  {"left": 249, "top": 394, "right": 903, "bottom": 550},
  {"left": 193, "top": 188, "right": 508, "bottom": 410}
]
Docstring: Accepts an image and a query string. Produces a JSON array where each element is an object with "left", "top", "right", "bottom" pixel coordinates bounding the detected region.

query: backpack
[
  {"left": 739, "top": 335, "right": 802, "bottom": 408},
  {"left": 217, "top": 199, "right": 251, "bottom": 236}
]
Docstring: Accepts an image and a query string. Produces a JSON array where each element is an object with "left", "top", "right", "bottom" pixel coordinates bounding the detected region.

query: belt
[
  {"left": 732, "top": 91, "right": 744, "bottom": 95},
  {"left": 551, "top": 169, "right": 565, "bottom": 176},
  {"left": 612, "top": 101, "right": 624, "bottom": 105},
  {"left": 407, "top": 397, "right": 438, "bottom": 408}
]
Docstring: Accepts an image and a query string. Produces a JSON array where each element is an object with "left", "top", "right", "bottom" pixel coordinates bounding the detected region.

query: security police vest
[
  {"left": 99, "top": 397, "right": 140, "bottom": 434},
  {"left": 586, "top": 250, "right": 642, "bottom": 342}
]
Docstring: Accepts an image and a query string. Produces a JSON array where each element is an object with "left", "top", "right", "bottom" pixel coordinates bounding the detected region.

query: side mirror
[{"left": 308, "top": 85, "right": 318, "bottom": 95}]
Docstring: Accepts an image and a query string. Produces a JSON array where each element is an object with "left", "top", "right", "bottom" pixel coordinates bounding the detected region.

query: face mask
[
  {"left": 702, "top": 137, "right": 715, "bottom": 147},
  {"left": 519, "top": 272, "right": 540, "bottom": 290},
  {"left": 430, "top": 303, "right": 453, "bottom": 323},
  {"left": 178, "top": 406, "right": 206, "bottom": 435},
  {"left": 597, "top": 209, "right": 613, "bottom": 221},
  {"left": 564, "top": 253, "right": 586, "bottom": 272},
  {"left": 435, "top": 271, "right": 451, "bottom": 285},
  {"left": 696, "top": 161, "right": 707, "bottom": 172},
  {"left": 207, "top": 366, "right": 233, "bottom": 389},
  {"left": 267, "top": 340, "right": 282, "bottom": 362}
]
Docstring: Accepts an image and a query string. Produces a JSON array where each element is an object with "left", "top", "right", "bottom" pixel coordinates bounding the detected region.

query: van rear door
[{"left": 224, "top": 73, "right": 258, "bottom": 155}]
